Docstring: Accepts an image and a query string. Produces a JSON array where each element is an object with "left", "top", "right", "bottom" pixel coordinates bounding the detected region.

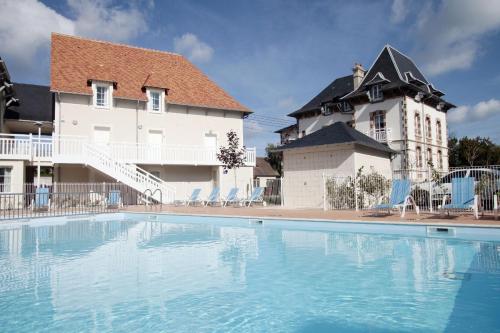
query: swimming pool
[{"left": 1, "top": 213, "right": 499, "bottom": 332}]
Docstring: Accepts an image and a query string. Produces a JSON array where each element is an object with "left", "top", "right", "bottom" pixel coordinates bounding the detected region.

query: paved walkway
[{"left": 123, "top": 205, "right": 500, "bottom": 227}]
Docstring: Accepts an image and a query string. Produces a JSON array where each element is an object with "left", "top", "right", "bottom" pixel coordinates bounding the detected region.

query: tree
[
  {"left": 461, "top": 137, "right": 481, "bottom": 166},
  {"left": 217, "top": 130, "right": 246, "bottom": 187},
  {"left": 265, "top": 143, "right": 282, "bottom": 176},
  {"left": 448, "top": 135, "right": 500, "bottom": 167}
]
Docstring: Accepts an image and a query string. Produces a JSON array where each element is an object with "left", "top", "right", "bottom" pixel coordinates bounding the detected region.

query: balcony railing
[
  {"left": 364, "top": 128, "right": 392, "bottom": 143},
  {"left": 0, "top": 134, "right": 256, "bottom": 166}
]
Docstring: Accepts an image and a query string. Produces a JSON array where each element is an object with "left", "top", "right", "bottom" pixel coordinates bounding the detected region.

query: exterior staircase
[{"left": 84, "top": 143, "right": 175, "bottom": 204}]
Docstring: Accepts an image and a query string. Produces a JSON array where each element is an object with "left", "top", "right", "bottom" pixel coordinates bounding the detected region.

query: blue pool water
[{"left": 0, "top": 214, "right": 499, "bottom": 333}]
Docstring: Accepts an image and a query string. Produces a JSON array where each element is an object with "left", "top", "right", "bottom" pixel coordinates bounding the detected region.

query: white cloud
[
  {"left": 174, "top": 33, "right": 214, "bottom": 63},
  {"left": 0, "top": 0, "right": 74, "bottom": 66},
  {"left": 390, "top": 0, "right": 409, "bottom": 24},
  {"left": 0, "top": 0, "right": 148, "bottom": 69},
  {"left": 448, "top": 98, "right": 500, "bottom": 123},
  {"left": 413, "top": 0, "right": 500, "bottom": 76},
  {"left": 68, "top": 0, "right": 147, "bottom": 42}
]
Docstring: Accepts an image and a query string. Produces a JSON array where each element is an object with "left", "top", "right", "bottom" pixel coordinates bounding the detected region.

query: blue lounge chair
[
  {"left": 242, "top": 187, "right": 265, "bottom": 207},
  {"left": 106, "top": 190, "right": 122, "bottom": 208},
  {"left": 32, "top": 187, "right": 50, "bottom": 211},
  {"left": 439, "top": 177, "right": 479, "bottom": 219},
  {"left": 185, "top": 188, "right": 202, "bottom": 206},
  {"left": 223, "top": 188, "right": 239, "bottom": 207},
  {"left": 204, "top": 187, "right": 221, "bottom": 206},
  {"left": 373, "top": 179, "right": 419, "bottom": 218}
]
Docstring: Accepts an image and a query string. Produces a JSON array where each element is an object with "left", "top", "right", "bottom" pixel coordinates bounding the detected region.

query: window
[
  {"left": 427, "top": 148, "right": 433, "bottom": 166},
  {"left": 148, "top": 89, "right": 163, "bottom": 113},
  {"left": 322, "top": 104, "right": 333, "bottom": 116},
  {"left": 416, "top": 146, "right": 423, "bottom": 168},
  {"left": 95, "top": 84, "right": 109, "bottom": 108},
  {"left": 436, "top": 120, "right": 442, "bottom": 142},
  {"left": 414, "top": 113, "right": 422, "bottom": 137},
  {"left": 370, "top": 111, "right": 386, "bottom": 130},
  {"left": 0, "top": 167, "right": 12, "bottom": 192},
  {"left": 437, "top": 150, "right": 443, "bottom": 169},
  {"left": 425, "top": 116, "right": 432, "bottom": 139},
  {"left": 342, "top": 101, "right": 352, "bottom": 112},
  {"left": 370, "top": 84, "right": 383, "bottom": 102}
]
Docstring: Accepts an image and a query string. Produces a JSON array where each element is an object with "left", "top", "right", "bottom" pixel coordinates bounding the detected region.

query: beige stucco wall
[
  {"left": 282, "top": 144, "right": 392, "bottom": 208},
  {"left": 282, "top": 144, "right": 355, "bottom": 208},
  {"left": 353, "top": 146, "right": 393, "bottom": 178},
  {"left": 55, "top": 93, "right": 245, "bottom": 147}
]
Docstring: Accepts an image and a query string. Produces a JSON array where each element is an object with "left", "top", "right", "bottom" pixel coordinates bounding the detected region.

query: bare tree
[
  {"left": 462, "top": 138, "right": 481, "bottom": 166},
  {"left": 217, "top": 130, "right": 246, "bottom": 187}
]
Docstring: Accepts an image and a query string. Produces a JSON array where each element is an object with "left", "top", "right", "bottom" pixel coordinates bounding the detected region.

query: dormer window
[
  {"left": 322, "top": 104, "right": 333, "bottom": 116},
  {"left": 342, "top": 101, "right": 352, "bottom": 112},
  {"left": 147, "top": 88, "right": 164, "bottom": 113},
  {"left": 92, "top": 82, "right": 112, "bottom": 108},
  {"left": 370, "top": 84, "right": 383, "bottom": 102}
]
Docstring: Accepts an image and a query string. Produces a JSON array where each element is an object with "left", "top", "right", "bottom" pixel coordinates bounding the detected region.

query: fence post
[
  {"left": 322, "top": 173, "right": 327, "bottom": 211},
  {"left": 280, "top": 176, "right": 284, "bottom": 207},
  {"left": 354, "top": 176, "right": 359, "bottom": 212},
  {"left": 29, "top": 133, "right": 33, "bottom": 161},
  {"left": 428, "top": 166, "right": 433, "bottom": 213}
]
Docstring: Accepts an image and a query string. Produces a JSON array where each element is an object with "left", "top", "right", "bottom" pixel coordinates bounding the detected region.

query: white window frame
[
  {"left": 370, "top": 84, "right": 383, "bottom": 102},
  {"left": 374, "top": 112, "right": 386, "bottom": 130},
  {"left": 342, "top": 101, "right": 352, "bottom": 112},
  {"left": 0, "top": 167, "right": 12, "bottom": 193},
  {"left": 147, "top": 88, "right": 165, "bottom": 113},
  {"left": 92, "top": 81, "right": 112, "bottom": 109}
]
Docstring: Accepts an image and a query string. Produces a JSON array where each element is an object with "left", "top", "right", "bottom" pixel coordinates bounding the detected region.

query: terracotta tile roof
[
  {"left": 50, "top": 33, "right": 250, "bottom": 113},
  {"left": 254, "top": 157, "right": 279, "bottom": 177}
]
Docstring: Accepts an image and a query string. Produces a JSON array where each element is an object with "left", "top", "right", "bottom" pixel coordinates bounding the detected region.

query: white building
[
  {"left": 278, "top": 45, "right": 454, "bottom": 177},
  {"left": 0, "top": 34, "right": 256, "bottom": 202},
  {"left": 278, "top": 122, "right": 394, "bottom": 208}
]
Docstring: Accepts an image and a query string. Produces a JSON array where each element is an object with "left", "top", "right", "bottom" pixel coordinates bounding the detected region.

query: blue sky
[{"left": 1, "top": 0, "right": 499, "bottom": 155}]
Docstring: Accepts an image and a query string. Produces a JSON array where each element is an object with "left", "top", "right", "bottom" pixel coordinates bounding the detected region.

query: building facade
[
  {"left": 279, "top": 46, "right": 454, "bottom": 177},
  {"left": 0, "top": 35, "right": 256, "bottom": 202}
]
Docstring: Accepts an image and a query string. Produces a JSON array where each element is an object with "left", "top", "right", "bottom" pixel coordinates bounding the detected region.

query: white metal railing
[
  {"left": 365, "top": 128, "right": 392, "bottom": 143},
  {"left": 321, "top": 166, "right": 500, "bottom": 214},
  {"left": 84, "top": 143, "right": 176, "bottom": 203},
  {"left": 0, "top": 133, "right": 256, "bottom": 166}
]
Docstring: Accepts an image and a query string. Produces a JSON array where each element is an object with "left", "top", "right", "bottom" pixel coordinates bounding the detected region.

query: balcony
[
  {"left": 0, "top": 134, "right": 257, "bottom": 167},
  {"left": 364, "top": 128, "right": 392, "bottom": 143}
]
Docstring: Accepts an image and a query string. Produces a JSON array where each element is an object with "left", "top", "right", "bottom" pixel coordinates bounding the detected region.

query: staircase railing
[{"left": 84, "top": 143, "right": 175, "bottom": 203}]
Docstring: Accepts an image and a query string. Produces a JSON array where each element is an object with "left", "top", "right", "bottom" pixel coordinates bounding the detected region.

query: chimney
[{"left": 352, "top": 63, "right": 366, "bottom": 90}]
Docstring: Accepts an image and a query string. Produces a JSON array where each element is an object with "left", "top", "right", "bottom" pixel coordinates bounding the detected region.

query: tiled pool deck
[{"left": 123, "top": 205, "right": 500, "bottom": 227}]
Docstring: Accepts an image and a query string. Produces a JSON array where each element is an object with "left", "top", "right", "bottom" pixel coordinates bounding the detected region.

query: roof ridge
[
  {"left": 387, "top": 44, "right": 431, "bottom": 84},
  {"left": 13, "top": 82, "right": 50, "bottom": 88},
  {"left": 385, "top": 45, "right": 405, "bottom": 82},
  {"left": 51, "top": 33, "right": 183, "bottom": 58}
]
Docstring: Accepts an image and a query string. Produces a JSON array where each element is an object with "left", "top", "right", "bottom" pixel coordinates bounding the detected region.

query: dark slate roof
[
  {"left": 277, "top": 122, "right": 395, "bottom": 154},
  {"left": 254, "top": 157, "right": 279, "bottom": 177},
  {"left": 274, "top": 123, "right": 297, "bottom": 133},
  {"left": 5, "top": 83, "right": 54, "bottom": 122},
  {"left": 288, "top": 75, "right": 353, "bottom": 117},
  {"left": 342, "top": 45, "right": 453, "bottom": 106}
]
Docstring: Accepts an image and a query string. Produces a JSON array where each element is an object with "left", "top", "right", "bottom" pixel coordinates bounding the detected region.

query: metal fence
[
  {"left": 253, "top": 178, "right": 282, "bottom": 206},
  {"left": 324, "top": 165, "right": 500, "bottom": 216},
  {"left": 0, "top": 183, "right": 145, "bottom": 220}
]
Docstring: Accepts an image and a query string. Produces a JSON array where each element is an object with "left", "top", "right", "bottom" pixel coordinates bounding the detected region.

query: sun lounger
[
  {"left": 373, "top": 179, "right": 419, "bottom": 218},
  {"left": 242, "top": 187, "right": 264, "bottom": 207},
  {"left": 222, "top": 188, "right": 239, "bottom": 207},
  {"left": 439, "top": 177, "right": 479, "bottom": 219},
  {"left": 204, "top": 187, "right": 221, "bottom": 206}
]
